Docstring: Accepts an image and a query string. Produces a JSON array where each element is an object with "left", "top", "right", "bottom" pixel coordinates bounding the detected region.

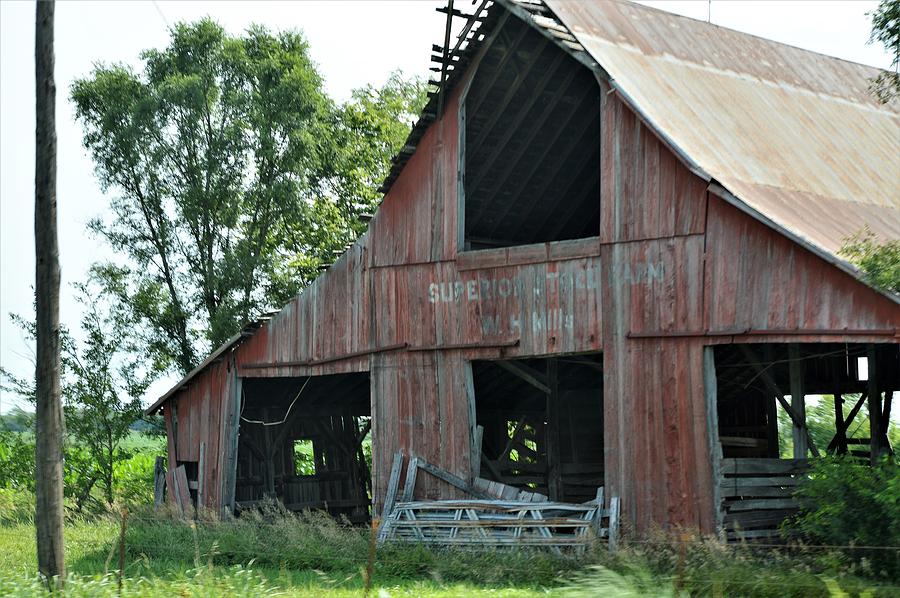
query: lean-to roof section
[{"left": 544, "top": 0, "right": 900, "bottom": 260}]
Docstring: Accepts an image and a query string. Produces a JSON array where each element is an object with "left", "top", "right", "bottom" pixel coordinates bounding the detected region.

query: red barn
[{"left": 147, "top": 0, "right": 899, "bottom": 538}]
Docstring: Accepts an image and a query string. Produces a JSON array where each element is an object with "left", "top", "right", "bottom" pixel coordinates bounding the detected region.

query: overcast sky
[{"left": 0, "top": 1, "right": 893, "bottom": 413}]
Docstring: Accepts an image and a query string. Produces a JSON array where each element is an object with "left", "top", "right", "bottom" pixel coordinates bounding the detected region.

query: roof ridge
[{"left": 622, "top": 0, "right": 892, "bottom": 74}]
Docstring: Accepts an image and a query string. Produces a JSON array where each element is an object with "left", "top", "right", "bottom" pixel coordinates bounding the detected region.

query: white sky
[{"left": 0, "top": 1, "right": 893, "bottom": 413}]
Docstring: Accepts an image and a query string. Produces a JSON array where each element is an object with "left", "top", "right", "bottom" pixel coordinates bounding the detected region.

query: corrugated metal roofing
[{"left": 544, "top": 0, "right": 900, "bottom": 259}]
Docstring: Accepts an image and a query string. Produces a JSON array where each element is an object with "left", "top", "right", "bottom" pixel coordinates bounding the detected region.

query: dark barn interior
[
  {"left": 473, "top": 354, "right": 604, "bottom": 503},
  {"left": 714, "top": 343, "right": 898, "bottom": 461},
  {"left": 712, "top": 342, "right": 898, "bottom": 539},
  {"left": 462, "top": 12, "right": 601, "bottom": 250},
  {"left": 235, "top": 373, "right": 372, "bottom": 522}
]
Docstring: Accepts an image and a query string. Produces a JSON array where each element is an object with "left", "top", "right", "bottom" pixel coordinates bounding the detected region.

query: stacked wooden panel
[
  {"left": 719, "top": 458, "right": 808, "bottom": 541},
  {"left": 379, "top": 498, "right": 618, "bottom": 554}
]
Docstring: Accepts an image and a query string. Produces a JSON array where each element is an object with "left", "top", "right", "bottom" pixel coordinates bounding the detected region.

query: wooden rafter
[
  {"left": 737, "top": 346, "right": 820, "bottom": 458},
  {"left": 465, "top": 36, "right": 553, "bottom": 161},
  {"left": 466, "top": 54, "right": 585, "bottom": 225},
  {"left": 501, "top": 94, "right": 599, "bottom": 239},
  {"left": 476, "top": 82, "right": 598, "bottom": 240},
  {"left": 495, "top": 360, "right": 550, "bottom": 394}
]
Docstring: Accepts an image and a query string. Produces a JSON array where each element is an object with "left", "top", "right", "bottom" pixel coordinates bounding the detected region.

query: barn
[{"left": 146, "top": 0, "right": 900, "bottom": 539}]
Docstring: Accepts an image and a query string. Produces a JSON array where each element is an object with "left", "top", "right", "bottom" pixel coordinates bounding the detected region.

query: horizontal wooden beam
[
  {"left": 628, "top": 328, "right": 897, "bottom": 339},
  {"left": 242, "top": 343, "right": 408, "bottom": 370},
  {"left": 495, "top": 360, "right": 551, "bottom": 394},
  {"left": 408, "top": 339, "right": 520, "bottom": 352}
]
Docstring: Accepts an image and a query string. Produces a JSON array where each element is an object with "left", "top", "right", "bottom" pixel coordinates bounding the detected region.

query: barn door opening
[
  {"left": 460, "top": 9, "right": 601, "bottom": 251},
  {"left": 710, "top": 342, "right": 898, "bottom": 540},
  {"left": 235, "top": 373, "right": 372, "bottom": 522},
  {"left": 472, "top": 354, "right": 603, "bottom": 502}
]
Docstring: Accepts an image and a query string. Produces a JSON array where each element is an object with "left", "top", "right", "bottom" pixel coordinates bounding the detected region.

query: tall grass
[{"left": 1, "top": 500, "right": 897, "bottom": 596}]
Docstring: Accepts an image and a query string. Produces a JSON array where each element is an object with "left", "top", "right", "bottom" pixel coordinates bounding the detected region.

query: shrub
[
  {"left": 0, "top": 431, "right": 34, "bottom": 491},
  {"left": 786, "top": 456, "right": 900, "bottom": 577}
]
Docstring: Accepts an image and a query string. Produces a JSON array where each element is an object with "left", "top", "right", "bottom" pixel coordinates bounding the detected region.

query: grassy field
[
  {"left": 0, "top": 495, "right": 897, "bottom": 597},
  {"left": 0, "top": 517, "right": 561, "bottom": 597}
]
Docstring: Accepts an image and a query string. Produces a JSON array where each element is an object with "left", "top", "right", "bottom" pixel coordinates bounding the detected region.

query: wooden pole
[
  {"left": 34, "top": 0, "right": 65, "bottom": 584},
  {"left": 546, "top": 358, "right": 562, "bottom": 501},
  {"left": 263, "top": 409, "right": 275, "bottom": 496},
  {"left": 788, "top": 344, "right": 807, "bottom": 458},
  {"left": 867, "top": 345, "right": 882, "bottom": 464},
  {"left": 763, "top": 346, "right": 779, "bottom": 458},
  {"left": 831, "top": 353, "right": 846, "bottom": 455}
]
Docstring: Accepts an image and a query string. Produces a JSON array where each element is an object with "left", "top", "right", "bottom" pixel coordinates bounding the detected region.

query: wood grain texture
[{"left": 156, "top": 54, "right": 896, "bottom": 537}]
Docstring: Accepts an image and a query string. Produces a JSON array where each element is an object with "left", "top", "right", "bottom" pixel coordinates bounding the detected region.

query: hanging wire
[{"left": 240, "top": 377, "right": 311, "bottom": 426}]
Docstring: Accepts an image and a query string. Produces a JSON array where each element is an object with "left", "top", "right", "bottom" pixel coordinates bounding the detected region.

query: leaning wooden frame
[{"left": 377, "top": 452, "right": 619, "bottom": 554}]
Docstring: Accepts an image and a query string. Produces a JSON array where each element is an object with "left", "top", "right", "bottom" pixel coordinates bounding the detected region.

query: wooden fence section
[
  {"left": 719, "top": 458, "right": 809, "bottom": 540},
  {"left": 379, "top": 497, "right": 619, "bottom": 554}
]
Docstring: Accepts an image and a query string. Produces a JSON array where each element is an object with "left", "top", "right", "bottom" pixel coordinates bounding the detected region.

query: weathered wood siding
[
  {"left": 161, "top": 56, "right": 897, "bottom": 533},
  {"left": 598, "top": 81, "right": 717, "bottom": 533},
  {"left": 704, "top": 195, "right": 900, "bottom": 334}
]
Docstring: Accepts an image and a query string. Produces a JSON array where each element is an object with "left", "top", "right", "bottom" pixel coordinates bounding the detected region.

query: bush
[
  {"left": 0, "top": 431, "right": 34, "bottom": 492},
  {"left": 786, "top": 456, "right": 900, "bottom": 577}
]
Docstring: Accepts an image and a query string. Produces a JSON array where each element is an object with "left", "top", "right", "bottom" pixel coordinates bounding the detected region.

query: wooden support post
[
  {"left": 867, "top": 345, "right": 882, "bottom": 463},
  {"left": 763, "top": 346, "right": 779, "bottom": 457},
  {"left": 473, "top": 425, "right": 484, "bottom": 481},
  {"left": 826, "top": 392, "right": 867, "bottom": 453},
  {"left": 703, "top": 347, "right": 724, "bottom": 530},
  {"left": 221, "top": 372, "right": 242, "bottom": 516},
  {"left": 608, "top": 496, "right": 620, "bottom": 552},
  {"left": 197, "top": 442, "right": 205, "bottom": 511},
  {"left": 153, "top": 456, "right": 166, "bottom": 509},
  {"left": 739, "top": 346, "right": 819, "bottom": 458},
  {"left": 547, "top": 358, "right": 562, "bottom": 501},
  {"left": 263, "top": 409, "right": 275, "bottom": 497},
  {"left": 465, "top": 362, "right": 479, "bottom": 482},
  {"left": 831, "top": 356, "right": 846, "bottom": 455},
  {"left": 882, "top": 394, "right": 893, "bottom": 453},
  {"left": 788, "top": 344, "right": 808, "bottom": 459}
]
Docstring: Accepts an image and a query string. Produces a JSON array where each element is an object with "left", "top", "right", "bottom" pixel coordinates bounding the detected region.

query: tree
[
  {"left": 839, "top": 227, "right": 900, "bottom": 295},
  {"left": 34, "top": 0, "right": 65, "bottom": 583},
  {"left": 72, "top": 20, "right": 333, "bottom": 374},
  {"left": 72, "top": 20, "right": 426, "bottom": 375},
  {"left": 267, "top": 71, "right": 427, "bottom": 300},
  {"left": 870, "top": 0, "right": 900, "bottom": 103},
  {"left": 1, "top": 279, "right": 157, "bottom": 510},
  {"left": 63, "top": 281, "right": 155, "bottom": 506}
]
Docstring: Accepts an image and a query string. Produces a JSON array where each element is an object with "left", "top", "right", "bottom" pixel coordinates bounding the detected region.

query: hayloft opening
[
  {"left": 235, "top": 373, "right": 372, "bottom": 522},
  {"left": 461, "top": 13, "right": 601, "bottom": 251},
  {"left": 710, "top": 343, "right": 898, "bottom": 539},
  {"left": 472, "top": 354, "right": 604, "bottom": 502}
]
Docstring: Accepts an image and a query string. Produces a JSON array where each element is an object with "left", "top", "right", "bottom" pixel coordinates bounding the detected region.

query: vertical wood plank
[
  {"left": 546, "top": 358, "right": 562, "bottom": 501},
  {"left": 788, "top": 344, "right": 807, "bottom": 458},
  {"left": 703, "top": 347, "right": 723, "bottom": 532},
  {"left": 867, "top": 344, "right": 882, "bottom": 463}
]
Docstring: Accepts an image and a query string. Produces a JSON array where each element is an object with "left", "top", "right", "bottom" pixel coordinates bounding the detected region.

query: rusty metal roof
[{"left": 543, "top": 0, "right": 900, "bottom": 260}]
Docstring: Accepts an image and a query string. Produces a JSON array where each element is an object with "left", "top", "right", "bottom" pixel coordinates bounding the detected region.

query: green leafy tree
[
  {"left": 788, "top": 457, "right": 900, "bottom": 577},
  {"left": 839, "top": 227, "right": 900, "bottom": 295},
  {"left": 870, "top": 0, "right": 900, "bottom": 103},
  {"left": 1, "top": 279, "right": 158, "bottom": 508},
  {"left": 777, "top": 394, "right": 899, "bottom": 458},
  {"left": 266, "top": 71, "right": 426, "bottom": 304},
  {"left": 72, "top": 20, "right": 425, "bottom": 375},
  {"left": 63, "top": 281, "right": 157, "bottom": 506}
]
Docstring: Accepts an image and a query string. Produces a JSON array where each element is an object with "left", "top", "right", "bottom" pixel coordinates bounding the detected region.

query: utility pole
[{"left": 34, "top": 0, "right": 65, "bottom": 585}]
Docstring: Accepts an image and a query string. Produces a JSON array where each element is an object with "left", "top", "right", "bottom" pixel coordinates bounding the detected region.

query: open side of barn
[{"left": 147, "top": 0, "right": 900, "bottom": 539}]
